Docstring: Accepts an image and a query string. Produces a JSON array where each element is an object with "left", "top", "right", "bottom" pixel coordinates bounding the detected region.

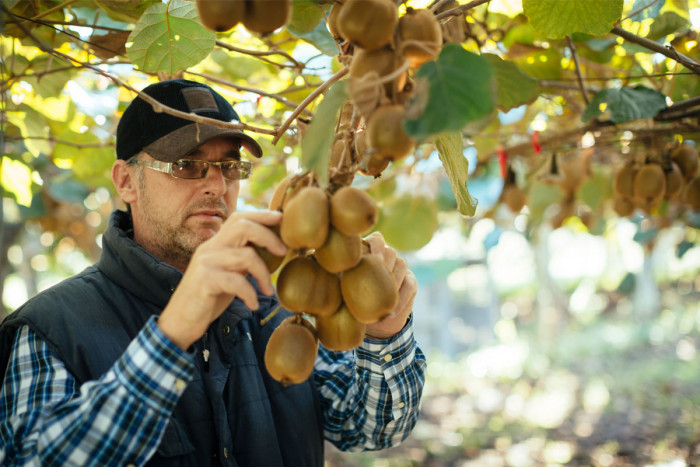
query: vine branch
[
  {"left": 566, "top": 36, "right": 590, "bottom": 105},
  {"left": 611, "top": 26, "right": 700, "bottom": 75},
  {"left": 434, "top": 0, "right": 491, "bottom": 20}
]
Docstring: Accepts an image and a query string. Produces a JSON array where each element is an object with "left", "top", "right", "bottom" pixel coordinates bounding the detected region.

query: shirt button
[
  {"left": 223, "top": 325, "right": 230, "bottom": 335},
  {"left": 175, "top": 379, "right": 186, "bottom": 391},
  {"left": 397, "top": 401, "right": 405, "bottom": 409},
  {"left": 383, "top": 354, "right": 392, "bottom": 363},
  {"left": 223, "top": 448, "right": 229, "bottom": 458}
]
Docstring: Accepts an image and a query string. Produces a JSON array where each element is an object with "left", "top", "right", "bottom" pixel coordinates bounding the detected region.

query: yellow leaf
[{"left": 1, "top": 157, "right": 34, "bottom": 207}]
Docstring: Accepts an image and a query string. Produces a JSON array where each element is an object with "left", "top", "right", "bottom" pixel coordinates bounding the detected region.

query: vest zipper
[{"left": 202, "top": 330, "right": 210, "bottom": 372}]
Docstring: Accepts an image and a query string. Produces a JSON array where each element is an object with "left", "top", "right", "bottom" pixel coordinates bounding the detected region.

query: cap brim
[{"left": 143, "top": 123, "right": 263, "bottom": 162}]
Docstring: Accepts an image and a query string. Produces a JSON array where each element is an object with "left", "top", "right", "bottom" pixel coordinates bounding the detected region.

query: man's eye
[{"left": 175, "top": 160, "right": 195, "bottom": 168}]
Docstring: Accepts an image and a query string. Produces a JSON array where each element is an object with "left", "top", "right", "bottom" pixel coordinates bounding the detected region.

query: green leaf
[
  {"left": 646, "top": 11, "right": 689, "bottom": 41},
  {"left": 47, "top": 172, "right": 90, "bottom": 204},
  {"left": 630, "top": 0, "right": 666, "bottom": 21},
  {"left": 53, "top": 129, "right": 114, "bottom": 187},
  {"left": 287, "top": 0, "right": 325, "bottom": 34},
  {"left": 24, "top": 56, "right": 75, "bottom": 98},
  {"left": 376, "top": 195, "right": 439, "bottom": 251},
  {"left": 93, "top": 0, "right": 160, "bottom": 23},
  {"left": 127, "top": 0, "right": 216, "bottom": 74},
  {"left": 404, "top": 44, "right": 494, "bottom": 141},
  {"left": 483, "top": 54, "right": 539, "bottom": 111},
  {"left": 582, "top": 86, "right": 668, "bottom": 123},
  {"left": 300, "top": 80, "right": 348, "bottom": 187},
  {"left": 434, "top": 132, "right": 477, "bottom": 216},
  {"left": 514, "top": 47, "right": 563, "bottom": 80},
  {"left": 523, "top": 0, "right": 623, "bottom": 38},
  {"left": 288, "top": 12, "right": 338, "bottom": 55}
]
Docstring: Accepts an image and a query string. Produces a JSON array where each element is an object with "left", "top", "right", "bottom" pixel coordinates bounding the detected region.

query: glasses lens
[
  {"left": 222, "top": 161, "right": 251, "bottom": 180},
  {"left": 172, "top": 160, "right": 206, "bottom": 179}
]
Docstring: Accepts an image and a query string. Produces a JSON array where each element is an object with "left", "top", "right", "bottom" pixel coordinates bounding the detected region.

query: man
[{"left": 0, "top": 79, "right": 425, "bottom": 466}]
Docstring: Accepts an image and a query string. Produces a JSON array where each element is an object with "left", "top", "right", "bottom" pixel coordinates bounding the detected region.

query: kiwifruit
[
  {"left": 196, "top": 0, "right": 245, "bottom": 32},
  {"left": 330, "top": 186, "right": 378, "bottom": 235},
  {"left": 633, "top": 163, "right": 666, "bottom": 201},
  {"left": 664, "top": 162, "right": 683, "bottom": 199},
  {"left": 366, "top": 105, "right": 415, "bottom": 162},
  {"left": 685, "top": 177, "right": 700, "bottom": 210},
  {"left": 252, "top": 224, "right": 285, "bottom": 273},
  {"left": 280, "top": 186, "right": 329, "bottom": 250},
  {"left": 340, "top": 254, "right": 398, "bottom": 324},
  {"left": 336, "top": 0, "right": 397, "bottom": 51},
  {"left": 671, "top": 144, "right": 699, "bottom": 181},
  {"left": 327, "top": 1, "right": 344, "bottom": 40},
  {"left": 613, "top": 163, "right": 638, "bottom": 199},
  {"left": 349, "top": 48, "right": 407, "bottom": 99},
  {"left": 270, "top": 173, "right": 315, "bottom": 211},
  {"left": 358, "top": 153, "right": 390, "bottom": 178},
  {"left": 502, "top": 184, "right": 527, "bottom": 213},
  {"left": 264, "top": 315, "right": 318, "bottom": 385},
  {"left": 396, "top": 8, "right": 442, "bottom": 68},
  {"left": 613, "top": 196, "right": 635, "bottom": 217},
  {"left": 314, "top": 227, "right": 362, "bottom": 273},
  {"left": 316, "top": 303, "right": 366, "bottom": 351},
  {"left": 242, "top": 0, "right": 291, "bottom": 34},
  {"left": 277, "top": 256, "right": 341, "bottom": 317}
]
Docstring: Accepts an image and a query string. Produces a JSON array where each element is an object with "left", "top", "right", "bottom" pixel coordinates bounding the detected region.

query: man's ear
[{"left": 112, "top": 160, "right": 138, "bottom": 204}]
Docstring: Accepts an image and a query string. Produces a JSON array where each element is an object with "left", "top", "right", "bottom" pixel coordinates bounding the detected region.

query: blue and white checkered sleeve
[
  {"left": 0, "top": 316, "right": 195, "bottom": 466},
  {"left": 314, "top": 316, "right": 426, "bottom": 452}
]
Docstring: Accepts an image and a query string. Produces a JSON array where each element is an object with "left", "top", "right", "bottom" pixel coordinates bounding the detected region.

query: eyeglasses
[{"left": 131, "top": 159, "right": 252, "bottom": 181}]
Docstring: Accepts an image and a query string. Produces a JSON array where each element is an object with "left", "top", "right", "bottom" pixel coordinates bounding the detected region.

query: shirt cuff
[
  {"left": 355, "top": 314, "right": 417, "bottom": 380},
  {"left": 113, "top": 315, "right": 195, "bottom": 415}
]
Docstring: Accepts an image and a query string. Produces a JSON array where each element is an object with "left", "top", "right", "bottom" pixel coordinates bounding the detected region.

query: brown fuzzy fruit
[
  {"left": 613, "top": 197, "right": 635, "bottom": 217},
  {"left": 671, "top": 144, "right": 699, "bottom": 181},
  {"left": 243, "top": 0, "right": 291, "bottom": 34},
  {"left": 336, "top": 0, "right": 397, "bottom": 51},
  {"left": 315, "top": 227, "right": 362, "bottom": 273},
  {"left": 366, "top": 105, "right": 415, "bottom": 162},
  {"left": 280, "top": 186, "right": 329, "bottom": 250},
  {"left": 196, "top": 0, "right": 245, "bottom": 32},
  {"left": 502, "top": 184, "right": 527, "bottom": 213},
  {"left": 330, "top": 186, "right": 377, "bottom": 235},
  {"left": 277, "top": 256, "right": 341, "bottom": 317},
  {"left": 340, "top": 254, "right": 398, "bottom": 323},
  {"left": 664, "top": 162, "right": 683, "bottom": 199},
  {"left": 349, "top": 48, "right": 407, "bottom": 100},
  {"left": 633, "top": 163, "right": 666, "bottom": 201},
  {"left": 264, "top": 315, "right": 318, "bottom": 385},
  {"left": 253, "top": 223, "right": 285, "bottom": 273},
  {"left": 613, "top": 163, "right": 638, "bottom": 199},
  {"left": 316, "top": 304, "right": 366, "bottom": 351},
  {"left": 327, "top": 1, "right": 344, "bottom": 40},
  {"left": 686, "top": 177, "right": 700, "bottom": 210},
  {"left": 397, "top": 8, "right": 442, "bottom": 68},
  {"left": 358, "top": 153, "right": 390, "bottom": 178}
]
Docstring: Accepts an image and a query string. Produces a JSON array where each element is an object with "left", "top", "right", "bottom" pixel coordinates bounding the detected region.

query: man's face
[{"left": 130, "top": 137, "right": 242, "bottom": 270}]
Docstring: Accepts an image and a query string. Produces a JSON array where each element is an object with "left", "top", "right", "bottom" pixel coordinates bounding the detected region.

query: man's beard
[{"left": 139, "top": 195, "right": 229, "bottom": 270}]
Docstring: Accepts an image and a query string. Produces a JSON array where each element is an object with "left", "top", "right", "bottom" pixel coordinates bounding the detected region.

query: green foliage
[
  {"left": 404, "top": 45, "right": 494, "bottom": 141},
  {"left": 483, "top": 54, "right": 540, "bottom": 111},
  {"left": 523, "top": 0, "right": 624, "bottom": 38},
  {"left": 582, "top": 86, "right": 668, "bottom": 123},
  {"left": 376, "top": 194, "right": 438, "bottom": 251},
  {"left": 127, "top": 0, "right": 216, "bottom": 74},
  {"left": 435, "top": 132, "right": 477, "bottom": 216}
]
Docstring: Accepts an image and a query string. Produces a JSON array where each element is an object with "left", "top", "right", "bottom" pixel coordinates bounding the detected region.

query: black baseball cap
[{"left": 116, "top": 79, "right": 262, "bottom": 162}]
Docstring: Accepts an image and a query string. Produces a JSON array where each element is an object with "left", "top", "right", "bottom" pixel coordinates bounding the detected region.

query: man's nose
[{"left": 202, "top": 163, "right": 228, "bottom": 196}]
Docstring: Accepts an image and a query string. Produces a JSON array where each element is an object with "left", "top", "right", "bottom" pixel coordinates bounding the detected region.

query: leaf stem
[
  {"left": 566, "top": 36, "right": 590, "bottom": 105},
  {"left": 260, "top": 304, "right": 284, "bottom": 326},
  {"left": 272, "top": 67, "right": 349, "bottom": 145},
  {"left": 611, "top": 26, "right": 700, "bottom": 75}
]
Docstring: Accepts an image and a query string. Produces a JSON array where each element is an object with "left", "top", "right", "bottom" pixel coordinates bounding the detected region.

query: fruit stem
[{"left": 260, "top": 304, "right": 284, "bottom": 326}]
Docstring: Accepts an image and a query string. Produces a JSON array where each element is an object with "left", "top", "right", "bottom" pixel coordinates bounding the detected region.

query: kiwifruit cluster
[
  {"left": 325, "top": 1, "right": 444, "bottom": 180},
  {"left": 262, "top": 182, "right": 399, "bottom": 385},
  {"left": 612, "top": 143, "right": 700, "bottom": 217},
  {"left": 195, "top": 0, "right": 291, "bottom": 34}
]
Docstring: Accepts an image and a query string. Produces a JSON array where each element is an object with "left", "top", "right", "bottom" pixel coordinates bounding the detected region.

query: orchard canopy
[{"left": 1, "top": 0, "right": 700, "bottom": 261}]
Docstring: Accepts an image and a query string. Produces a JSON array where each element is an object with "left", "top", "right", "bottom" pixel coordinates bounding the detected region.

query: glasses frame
[{"left": 130, "top": 159, "right": 252, "bottom": 181}]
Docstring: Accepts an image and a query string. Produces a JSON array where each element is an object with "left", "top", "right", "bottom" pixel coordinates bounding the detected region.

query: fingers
[
  {"left": 220, "top": 211, "right": 288, "bottom": 255},
  {"left": 194, "top": 244, "right": 275, "bottom": 297},
  {"left": 395, "top": 270, "right": 417, "bottom": 315}
]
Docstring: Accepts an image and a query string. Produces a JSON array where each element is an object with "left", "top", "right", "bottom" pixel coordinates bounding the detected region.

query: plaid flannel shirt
[{"left": 0, "top": 315, "right": 425, "bottom": 465}]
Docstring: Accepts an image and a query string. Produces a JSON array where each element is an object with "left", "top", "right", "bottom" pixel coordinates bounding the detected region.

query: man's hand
[
  {"left": 363, "top": 232, "right": 417, "bottom": 340},
  {"left": 158, "top": 211, "right": 287, "bottom": 350}
]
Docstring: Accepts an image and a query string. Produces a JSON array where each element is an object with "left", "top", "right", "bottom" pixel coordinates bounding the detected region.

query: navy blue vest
[{"left": 0, "top": 211, "right": 324, "bottom": 466}]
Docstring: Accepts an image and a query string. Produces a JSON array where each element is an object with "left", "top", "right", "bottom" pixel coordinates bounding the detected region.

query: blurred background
[{"left": 3, "top": 0, "right": 700, "bottom": 465}]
